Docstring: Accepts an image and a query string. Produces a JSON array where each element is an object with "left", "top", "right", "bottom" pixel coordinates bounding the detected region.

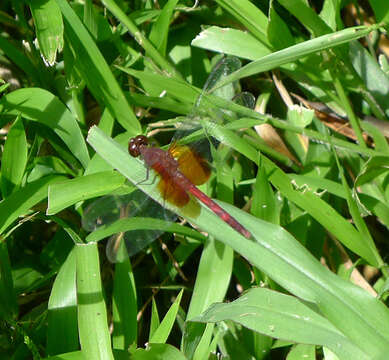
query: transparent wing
[
  {"left": 168, "top": 56, "right": 255, "bottom": 174},
  {"left": 195, "top": 55, "right": 242, "bottom": 109},
  {"left": 82, "top": 189, "right": 176, "bottom": 262}
]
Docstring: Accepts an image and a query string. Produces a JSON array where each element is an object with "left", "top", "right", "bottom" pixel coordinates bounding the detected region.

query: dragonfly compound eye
[{"left": 129, "top": 135, "right": 149, "bottom": 157}]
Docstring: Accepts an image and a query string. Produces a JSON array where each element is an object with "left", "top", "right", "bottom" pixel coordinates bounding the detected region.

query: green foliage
[{"left": 1, "top": 1, "right": 389, "bottom": 359}]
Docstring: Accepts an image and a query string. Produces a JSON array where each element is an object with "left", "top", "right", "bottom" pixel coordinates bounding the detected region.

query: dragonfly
[
  {"left": 83, "top": 56, "right": 254, "bottom": 262},
  {"left": 128, "top": 134, "right": 251, "bottom": 239}
]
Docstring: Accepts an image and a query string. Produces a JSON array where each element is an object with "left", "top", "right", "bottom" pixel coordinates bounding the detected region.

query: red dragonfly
[
  {"left": 83, "top": 56, "right": 253, "bottom": 261},
  {"left": 128, "top": 134, "right": 252, "bottom": 239}
]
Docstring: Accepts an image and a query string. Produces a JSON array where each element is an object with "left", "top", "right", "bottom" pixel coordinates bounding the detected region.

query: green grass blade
[
  {"left": 112, "top": 241, "right": 137, "bottom": 350},
  {"left": 191, "top": 26, "right": 271, "bottom": 60},
  {"left": 268, "top": 1, "right": 295, "bottom": 50},
  {"left": 148, "top": 0, "right": 179, "bottom": 56},
  {"left": 287, "top": 344, "right": 315, "bottom": 359},
  {"left": 184, "top": 240, "right": 233, "bottom": 359},
  {"left": 277, "top": 0, "right": 331, "bottom": 36},
  {"left": 289, "top": 173, "right": 389, "bottom": 230},
  {"left": 30, "top": 0, "right": 64, "bottom": 66},
  {"left": 332, "top": 147, "right": 383, "bottom": 268},
  {"left": 215, "top": 0, "right": 269, "bottom": 45},
  {"left": 85, "top": 217, "right": 200, "bottom": 244},
  {"left": 149, "top": 289, "right": 183, "bottom": 343},
  {"left": 47, "top": 171, "right": 126, "bottom": 215},
  {"left": 251, "top": 157, "right": 278, "bottom": 224},
  {"left": 192, "top": 287, "right": 368, "bottom": 360},
  {"left": 56, "top": 0, "right": 140, "bottom": 133},
  {"left": 0, "top": 175, "right": 65, "bottom": 235},
  {"left": 205, "top": 121, "right": 381, "bottom": 266},
  {"left": 117, "top": 67, "right": 199, "bottom": 104},
  {"left": 350, "top": 41, "right": 389, "bottom": 118},
  {"left": 211, "top": 25, "right": 380, "bottom": 91},
  {"left": 76, "top": 242, "right": 113, "bottom": 359},
  {"left": 149, "top": 298, "right": 160, "bottom": 341},
  {"left": 1, "top": 115, "right": 27, "bottom": 197},
  {"left": 0, "top": 241, "right": 18, "bottom": 320},
  {"left": 1, "top": 88, "right": 90, "bottom": 169},
  {"left": 101, "top": 0, "right": 181, "bottom": 79},
  {"left": 47, "top": 249, "right": 78, "bottom": 356}
]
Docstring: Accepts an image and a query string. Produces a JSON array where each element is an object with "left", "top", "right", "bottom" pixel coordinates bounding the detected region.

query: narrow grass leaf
[
  {"left": 355, "top": 156, "right": 389, "bottom": 188},
  {"left": 192, "top": 27, "right": 271, "bottom": 61},
  {"left": 84, "top": 133, "right": 131, "bottom": 175},
  {"left": 290, "top": 174, "right": 389, "bottom": 230},
  {"left": 1, "top": 115, "right": 27, "bottom": 196},
  {"left": 127, "top": 93, "right": 191, "bottom": 115},
  {"left": 85, "top": 217, "right": 202, "bottom": 244},
  {"left": 214, "top": 0, "right": 270, "bottom": 45},
  {"left": 268, "top": 2, "right": 295, "bottom": 50},
  {"left": 251, "top": 157, "right": 278, "bottom": 224},
  {"left": 56, "top": 0, "right": 140, "bottom": 133},
  {"left": 332, "top": 148, "right": 383, "bottom": 267},
  {"left": 319, "top": 0, "right": 342, "bottom": 30},
  {"left": 150, "top": 289, "right": 183, "bottom": 343},
  {"left": 149, "top": 298, "right": 160, "bottom": 341},
  {"left": 83, "top": 0, "right": 98, "bottom": 38},
  {"left": 186, "top": 239, "right": 233, "bottom": 359},
  {"left": 47, "top": 249, "right": 78, "bottom": 356},
  {"left": 0, "top": 88, "right": 90, "bottom": 169},
  {"left": 28, "top": 155, "right": 76, "bottom": 182},
  {"left": 149, "top": 0, "right": 179, "bottom": 56},
  {"left": 205, "top": 121, "right": 379, "bottom": 266},
  {"left": 350, "top": 41, "right": 389, "bottom": 118},
  {"left": 47, "top": 171, "right": 126, "bottom": 215},
  {"left": 30, "top": 0, "right": 63, "bottom": 66},
  {"left": 112, "top": 241, "right": 137, "bottom": 350},
  {"left": 101, "top": 0, "right": 181, "bottom": 79},
  {"left": 276, "top": 0, "right": 332, "bottom": 36},
  {"left": 0, "top": 242, "right": 18, "bottom": 320},
  {"left": 359, "top": 193, "right": 389, "bottom": 229},
  {"left": 0, "top": 175, "right": 64, "bottom": 235},
  {"left": 211, "top": 25, "right": 380, "bottom": 91},
  {"left": 191, "top": 288, "right": 367, "bottom": 360},
  {"left": 117, "top": 67, "right": 199, "bottom": 105},
  {"left": 186, "top": 239, "right": 233, "bottom": 320},
  {"left": 76, "top": 242, "right": 113, "bottom": 359}
]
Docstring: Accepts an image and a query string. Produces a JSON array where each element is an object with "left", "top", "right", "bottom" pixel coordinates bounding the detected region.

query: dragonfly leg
[{"left": 136, "top": 166, "right": 158, "bottom": 185}]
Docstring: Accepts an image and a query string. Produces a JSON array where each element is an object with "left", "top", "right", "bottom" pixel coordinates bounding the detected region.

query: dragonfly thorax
[{"left": 142, "top": 146, "right": 179, "bottom": 172}]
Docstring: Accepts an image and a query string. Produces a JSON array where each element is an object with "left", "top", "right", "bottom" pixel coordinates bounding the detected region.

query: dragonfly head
[{"left": 129, "top": 135, "right": 149, "bottom": 157}]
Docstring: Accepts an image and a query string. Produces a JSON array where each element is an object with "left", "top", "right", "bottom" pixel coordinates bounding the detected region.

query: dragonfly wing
[
  {"left": 169, "top": 143, "right": 210, "bottom": 185},
  {"left": 82, "top": 193, "right": 136, "bottom": 232},
  {"left": 83, "top": 190, "right": 176, "bottom": 262},
  {"left": 107, "top": 227, "right": 166, "bottom": 262},
  {"left": 158, "top": 173, "right": 190, "bottom": 207}
]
